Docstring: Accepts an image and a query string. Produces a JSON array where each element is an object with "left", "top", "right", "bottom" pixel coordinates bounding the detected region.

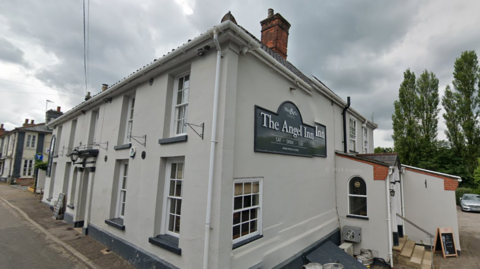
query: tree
[
  {"left": 374, "top": 147, "right": 394, "bottom": 153},
  {"left": 415, "top": 70, "right": 440, "bottom": 169},
  {"left": 392, "top": 69, "right": 419, "bottom": 165},
  {"left": 474, "top": 158, "right": 480, "bottom": 187},
  {"left": 442, "top": 51, "right": 480, "bottom": 176}
]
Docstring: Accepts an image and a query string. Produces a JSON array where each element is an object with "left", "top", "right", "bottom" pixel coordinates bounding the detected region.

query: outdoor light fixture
[
  {"left": 197, "top": 45, "right": 211, "bottom": 56},
  {"left": 390, "top": 188, "right": 395, "bottom": 197},
  {"left": 70, "top": 149, "right": 80, "bottom": 163}
]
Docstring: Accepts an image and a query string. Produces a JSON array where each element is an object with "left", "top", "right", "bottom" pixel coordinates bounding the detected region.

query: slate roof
[
  {"left": 358, "top": 153, "right": 400, "bottom": 168},
  {"left": 19, "top": 124, "right": 51, "bottom": 133},
  {"left": 306, "top": 241, "right": 367, "bottom": 268}
]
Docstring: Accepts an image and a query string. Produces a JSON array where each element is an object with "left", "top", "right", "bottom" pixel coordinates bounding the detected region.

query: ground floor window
[
  {"left": 22, "top": 159, "right": 34, "bottom": 176},
  {"left": 165, "top": 159, "right": 184, "bottom": 236},
  {"left": 116, "top": 161, "right": 129, "bottom": 218},
  {"left": 348, "top": 177, "right": 367, "bottom": 216},
  {"left": 232, "top": 178, "right": 262, "bottom": 244}
]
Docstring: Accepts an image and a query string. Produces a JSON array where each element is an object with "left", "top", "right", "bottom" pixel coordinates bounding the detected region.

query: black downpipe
[{"left": 343, "top": 97, "right": 351, "bottom": 153}]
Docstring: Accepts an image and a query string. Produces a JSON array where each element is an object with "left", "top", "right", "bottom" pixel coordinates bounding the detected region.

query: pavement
[{"left": 0, "top": 183, "right": 135, "bottom": 269}]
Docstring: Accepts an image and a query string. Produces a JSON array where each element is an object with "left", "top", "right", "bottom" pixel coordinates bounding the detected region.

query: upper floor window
[
  {"left": 125, "top": 97, "right": 135, "bottom": 143},
  {"left": 363, "top": 127, "right": 368, "bottom": 154},
  {"left": 349, "top": 118, "right": 357, "bottom": 152},
  {"left": 172, "top": 73, "right": 189, "bottom": 136},
  {"left": 26, "top": 134, "right": 37, "bottom": 149},
  {"left": 348, "top": 177, "right": 367, "bottom": 217}
]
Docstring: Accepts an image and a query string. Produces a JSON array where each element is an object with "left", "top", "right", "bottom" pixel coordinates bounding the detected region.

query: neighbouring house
[
  {"left": 42, "top": 9, "right": 460, "bottom": 269},
  {"left": 0, "top": 107, "right": 63, "bottom": 187}
]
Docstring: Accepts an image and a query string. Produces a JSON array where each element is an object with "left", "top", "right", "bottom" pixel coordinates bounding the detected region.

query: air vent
[{"left": 343, "top": 225, "right": 362, "bottom": 243}]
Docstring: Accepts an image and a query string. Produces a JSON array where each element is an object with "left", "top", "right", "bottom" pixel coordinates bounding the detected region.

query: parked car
[{"left": 460, "top": 194, "right": 480, "bottom": 212}]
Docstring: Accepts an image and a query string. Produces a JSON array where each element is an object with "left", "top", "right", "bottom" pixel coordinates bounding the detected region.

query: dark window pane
[
  {"left": 234, "top": 197, "right": 242, "bottom": 210},
  {"left": 242, "top": 223, "right": 249, "bottom": 236},
  {"left": 170, "top": 199, "right": 176, "bottom": 214},
  {"left": 349, "top": 177, "right": 366, "bottom": 195},
  {"left": 250, "top": 209, "right": 257, "bottom": 219},
  {"left": 233, "top": 225, "right": 240, "bottom": 239},
  {"left": 168, "top": 214, "right": 174, "bottom": 231},
  {"left": 175, "top": 181, "right": 182, "bottom": 197},
  {"left": 233, "top": 212, "right": 240, "bottom": 225},
  {"left": 175, "top": 216, "right": 181, "bottom": 233},
  {"left": 170, "top": 164, "right": 177, "bottom": 179},
  {"left": 252, "top": 194, "right": 259, "bottom": 206},
  {"left": 176, "top": 199, "right": 182, "bottom": 215},
  {"left": 349, "top": 196, "right": 367, "bottom": 216},
  {"left": 250, "top": 220, "right": 257, "bottom": 233},
  {"left": 169, "top": 180, "right": 175, "bottom": 196},
  {"left": 177, "top": 163, "right": 184, "bottom": 179},
  {"left": 242, "top": 210, "right": 250, "bottom": 222},
  {"left": 244, "top": 195, "right": 251, "bottom": 208}
]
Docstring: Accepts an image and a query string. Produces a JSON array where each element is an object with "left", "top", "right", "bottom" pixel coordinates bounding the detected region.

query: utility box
[{"left": 343, "top": 226, "right": 362, "bottom": 243}]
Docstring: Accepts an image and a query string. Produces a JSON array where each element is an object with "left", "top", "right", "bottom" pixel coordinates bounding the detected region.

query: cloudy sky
[{"left": 1, "top": 0, "right": 479, "bottom": 147}]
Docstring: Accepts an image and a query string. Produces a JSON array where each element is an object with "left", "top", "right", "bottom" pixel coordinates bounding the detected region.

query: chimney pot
[
  {"left": 25, "top": 119, "right": 28, "bottom": 124},
  {"left": 260, "top": 9, "right": 291, "bottom": 60},
  {"left": 31, "top": 120, "right": 34, "bottom": 125},
  {"left": 268, "top": 8, "right": 274, "bottom": 18},
  {"left": 102, "top": 84, "right": 108, "bottom": 91},
  {"left": 57, "top": 106, "right": 61, "bottom": 112},
  {"left": 1, "top": 124, "right": 4, "bottom": 129}
]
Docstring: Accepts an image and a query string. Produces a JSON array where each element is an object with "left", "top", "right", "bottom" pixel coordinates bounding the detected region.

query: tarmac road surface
[{"left": 0, "top": 198, "right": 85, "bottom": 269}]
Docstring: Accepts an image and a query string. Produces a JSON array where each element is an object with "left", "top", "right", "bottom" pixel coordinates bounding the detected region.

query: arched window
[{"left": 349, "top": 177, "right": 367, "bottom": 217}]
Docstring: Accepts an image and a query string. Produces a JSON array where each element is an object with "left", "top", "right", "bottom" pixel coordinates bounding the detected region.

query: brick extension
[
  {"left": 336, "top": 154, "right": 389, "bottom": 180},
  {"left": 405, "top": 168, "right": 459, "bottom": 191}
]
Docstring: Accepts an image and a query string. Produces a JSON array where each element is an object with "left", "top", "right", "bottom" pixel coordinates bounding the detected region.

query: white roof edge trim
[{"left": 402, "top": 164, "right": 462, "bottom": 182}]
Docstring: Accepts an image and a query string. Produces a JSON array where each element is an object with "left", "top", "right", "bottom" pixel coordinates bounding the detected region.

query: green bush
[{"left": 34, "top": 160, "right": 48, "bottom": 171}]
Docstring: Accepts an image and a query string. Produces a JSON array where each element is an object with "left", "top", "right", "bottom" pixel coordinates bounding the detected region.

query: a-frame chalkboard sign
[
  {"left": 434, "top": 227, "right": 458, "bottom": 258},
  {"left": 53, "top": 193, "right": 66, "bottom": 220}
]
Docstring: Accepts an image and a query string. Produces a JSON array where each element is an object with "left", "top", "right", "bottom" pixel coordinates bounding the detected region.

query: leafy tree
[
  {"left": 474, "top": 158, "right": 480, "bottom": 187},
  {"left": 392, "top": 69, "right": 419, "bottom": 165},
  {"left": 442, "top": 51, "right": 480, "bottom": 176},
  {"left": 415, "top": 70, "right": 440, "bottom": 169},
  {"left": 374, "top": 147, "right": 394, "bottom": 153}
]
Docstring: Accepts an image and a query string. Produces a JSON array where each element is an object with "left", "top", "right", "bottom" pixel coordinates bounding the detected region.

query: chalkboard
[
  {"left": 434, "top": 227, "right": 458, "bottom": 258},
  {"left": 53, "top": 193, "right": 65, "bottom": 220}
]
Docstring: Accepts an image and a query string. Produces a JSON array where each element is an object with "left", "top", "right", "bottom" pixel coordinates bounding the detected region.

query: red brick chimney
[
  {"left": 0, "top": 124, "right": 5, "bottom": 136},
  {"left": 23, "top": 119, "right": 29, "bottom": 127},
  {"left": 260, "top": 8, "right": 291, "bottom": 60}
]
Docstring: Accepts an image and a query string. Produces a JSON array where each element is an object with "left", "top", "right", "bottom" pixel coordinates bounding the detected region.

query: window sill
[
  {"left": 149, "top": 234, "right": 181, "bottom": 255},
  {"left": 105, "top": 218, "right": 125, "bottom": 230},
  {"left": 232, "top": 234, "right": 263, "bottom": 249},
  {"left": 114, "top": 143, "right": 132, "bottom": 151},
  {"left": 347, "top": 214, "right": 369, "bottom": 220},
  {"left": 67, "top": 204, "right": 75, "bottom": 209},
  {"left": 158, "top": 135, "right": 188, "bottom": 145}
]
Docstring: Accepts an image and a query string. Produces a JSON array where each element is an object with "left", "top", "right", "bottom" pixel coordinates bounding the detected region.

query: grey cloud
[{"left": 0, "top": 37, "right": 28, "bottom": 66}]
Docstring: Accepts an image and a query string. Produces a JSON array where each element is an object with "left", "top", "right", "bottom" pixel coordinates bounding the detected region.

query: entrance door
[{"left": 76, "top": 170, "right": 89, "bottom": 223}]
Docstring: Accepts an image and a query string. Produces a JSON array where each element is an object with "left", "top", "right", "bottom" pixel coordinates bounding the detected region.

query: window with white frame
[
  {"left": 116, "top": 161, "right": 129, "bottom": 218},
  {"left": 232, "top": 179, "right": 262, "bottom": 244},
  {"left": 26, "top": 134, "right": 37, "bottom": 149},
  {"left": 124, "top": 97, "right": 135, "bottom": 143},
  {"left": 164, "top": 160, "right": 184, "bottom": 236},
  {"left": 348, "top": 177, "right": 367, "bottom": 217},
  {"left": 363, "top": 127, "right": 368, "bottom": 154},
  {"left": 172, "top": 73, "right": 189, "bottom": 136},
  {"left": 22, "top": 159, "right": 34, "bottom": 176},
  {"left": 349, "top": 118, "right": 357, "bottom": 152}
]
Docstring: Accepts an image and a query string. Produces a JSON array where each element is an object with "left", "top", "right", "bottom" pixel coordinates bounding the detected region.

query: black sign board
[
  {"left": 53, "top": 193, "right": 65, "bottom": 220},
  {"left": 434, "top": 227, "right": 458, "bottom": 258},
  {"left": 254, "top": 101, "right": 326, "bottom": 157}
]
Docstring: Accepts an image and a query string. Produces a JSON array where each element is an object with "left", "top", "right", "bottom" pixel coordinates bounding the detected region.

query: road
[{"left": 0, "top": 198, "right": 85, "bottom": 269}]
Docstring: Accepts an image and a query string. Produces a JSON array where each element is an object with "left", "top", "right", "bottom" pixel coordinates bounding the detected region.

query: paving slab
[
  {"left": 401, "top": 239, "right": 416, "bottom": 257},
  {"left": 410, "top": 245, "right": 424, "bottom": 264}
]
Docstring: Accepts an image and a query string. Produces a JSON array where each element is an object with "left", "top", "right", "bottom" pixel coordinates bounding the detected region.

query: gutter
[{"left": 402, "top": 164, "right": 462, "bottom": 182}]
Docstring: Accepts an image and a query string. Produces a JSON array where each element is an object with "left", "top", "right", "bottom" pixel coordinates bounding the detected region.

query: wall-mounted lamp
[
  {"left": 390, "top": 188, "right": 395, "bottom": 197},
  {"left": 70, "top": 149, "right": 80, "bottom": 163},
  {"left": 103, "top": 97, "right": 113, "bottom": 103}
]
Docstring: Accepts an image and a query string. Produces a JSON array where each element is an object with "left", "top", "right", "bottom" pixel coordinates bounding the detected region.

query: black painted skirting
[
  {"left": 398, "top": 225, "right": 404, "bottom": 238},
  {"left": 88, "top": 224, "right": 179, "bottom": 269},
  {"left": 63, "top": 212, "right": 85, "bottom": 228},
  {"left": 393, "top": 232, "right": 399, "bottom": 246}
]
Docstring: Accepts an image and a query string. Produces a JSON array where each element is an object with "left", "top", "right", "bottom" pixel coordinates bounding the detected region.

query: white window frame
[
  {"left": 171, "top": 72, "right": 190, "bottom": 136},
  {"left": 232, "top": 178, "right": 263, "bottom": 244},
  {"left": 362, "top": 127, "right": 368, "bottom": 154},
  {"left": 349, "top": 118, "right": 357, "bottom": 152},
  {"left": 348, "top": 177, "right": 367, "bottom": 217},
  {"left": 124, "top": 96, "right": 135, "bottom": 144},
  {"left": 161, "top": 158, "right": 185, "bottom": 237},
  {"left": 26, "top": 134, "right": 37, "bottom": 149},
  {"left": 22, "top": 159, "right": 34, "bottom": 177},
  {"left": 116, "top": 161, "right": 129, "bottom": 219}
]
